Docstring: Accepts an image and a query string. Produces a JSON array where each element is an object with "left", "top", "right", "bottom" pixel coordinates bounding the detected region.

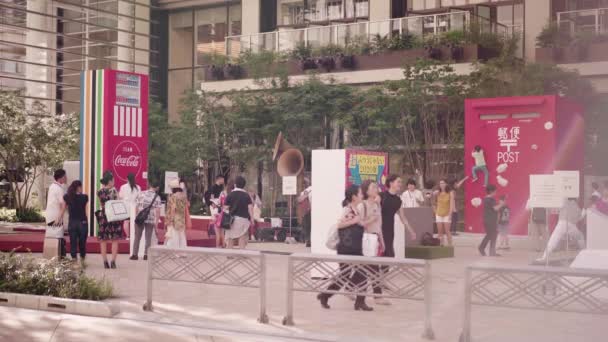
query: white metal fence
[
  {"left": 557, "top": 8, "right": 608, "bottom": 35},
  {"left": 460, "top": 263, "right": 608, "bottom": 342},
  {"left": 143, "top": 246, "right": 269, "bottom": 323},
  {"left": 282, "top": 253, "right": 435, "bottom": 340}
]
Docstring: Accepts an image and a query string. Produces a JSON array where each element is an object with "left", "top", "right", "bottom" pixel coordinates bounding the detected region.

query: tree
[{"left": 0, "top": 91, "right": 78, "bottom": 211}]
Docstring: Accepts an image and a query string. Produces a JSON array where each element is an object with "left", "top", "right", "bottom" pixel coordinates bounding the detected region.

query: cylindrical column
[
  {"left": 282, "top": 256, "right": 295, "bottom": 326},
  {"left": 423, "top": 262, "right": 435, "bottom": 340},
  {"left": 460, "top": 267, "right": 473, "bottom": 342},
  {"left": 258, "top": 253, "right": 269, "bottom": 323}
]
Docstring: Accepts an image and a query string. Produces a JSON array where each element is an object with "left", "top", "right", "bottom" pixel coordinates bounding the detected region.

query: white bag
[
  {"left": 362, "top": 232, "right": 379, "bottom": 257},
  {"left": 104, "top": 200, "right": 130, "bottom": 222},
  {"left": 45, "top": 225, "right": 64, "bottom": 239},
  {"left": 325, "top": 224, "right": 339, "bottom": 250}
]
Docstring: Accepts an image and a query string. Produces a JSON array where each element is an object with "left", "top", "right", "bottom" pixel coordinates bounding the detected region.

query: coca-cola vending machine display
[
  {"left": 80, "top": 70, "right": 148, "bottom": 235},
  {"left": 464, "top": 95, "right": 584, "bottom": 236}
]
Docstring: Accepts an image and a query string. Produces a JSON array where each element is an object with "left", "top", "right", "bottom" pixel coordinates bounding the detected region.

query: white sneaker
[{"left": 375, "top": 297, "right": 391, "bottom": 305}]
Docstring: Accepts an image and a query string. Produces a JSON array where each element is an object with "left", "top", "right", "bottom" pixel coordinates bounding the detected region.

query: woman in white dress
[
  {"left": 165, "top": 179, "right": 191, "bottom": 248},
  {"left": 118, "top": 173, "right": 140, "bottom": 238}
]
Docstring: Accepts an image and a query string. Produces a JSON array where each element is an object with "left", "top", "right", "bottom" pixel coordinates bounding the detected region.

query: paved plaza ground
[{"left": 1, "top": 237, "right": 605, "bottom": 342}]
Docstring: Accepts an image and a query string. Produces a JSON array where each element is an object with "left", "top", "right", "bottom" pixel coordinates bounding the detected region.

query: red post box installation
[
  {"left": 464, "top": 95, "right": 584, "bottom": 235},
  {"left": 80, "top": 70, "right": 149, "bottom": 235}
]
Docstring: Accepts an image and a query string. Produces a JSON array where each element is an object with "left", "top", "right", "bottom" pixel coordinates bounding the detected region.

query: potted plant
[
  {"left": 442, "top": 30, "right": 465, "bottom": 61},
  {"left": 338, "top": 53, "right": 356, "bottom": 69},
  {"left": 224, "top": 63, "right": 243, "bottom": 79},
  {"left": 209, "top": 65, "right": 225, "bottom": 80},
  {"left": 424, "top": 36, "right": 442, "bottom": 60},
  {"left": 536, "top": 22, "right": 568, "bottom": 62},
  {"left": 316, "top": 56, "right": 336, "bottom": 72}
]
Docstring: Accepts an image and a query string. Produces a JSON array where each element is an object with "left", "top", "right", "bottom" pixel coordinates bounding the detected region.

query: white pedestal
[{"left": 586, "top": 209, "right": 608, "bottom": 250}]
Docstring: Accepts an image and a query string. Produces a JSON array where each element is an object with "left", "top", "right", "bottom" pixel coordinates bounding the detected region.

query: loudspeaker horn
[{"left": 273, "top": 132, "right": 304, "bottom": 177}]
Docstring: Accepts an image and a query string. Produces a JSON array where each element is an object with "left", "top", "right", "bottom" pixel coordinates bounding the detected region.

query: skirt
[
  {"left": 225, "top": 216, "right": 250, "bottom": 239},
  {"left": 165, "top": 227, "right": 187, "bottom": 248}
]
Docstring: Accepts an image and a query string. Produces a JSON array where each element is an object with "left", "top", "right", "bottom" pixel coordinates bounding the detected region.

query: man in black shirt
[
  {"left": 375, "top": 175, "right": 417, "bottom": 305},
  {"left": 478, "top": 184, "right": 504, "bottom": 257},
  {"left": 224, "top": 176, "right": 253, "bottom": 249}
]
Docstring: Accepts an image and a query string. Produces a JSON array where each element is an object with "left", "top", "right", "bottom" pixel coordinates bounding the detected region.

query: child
[
  {"left": 471, "top": 145, "right": 489, "bottom": 187},
  {"left": 479, "top": 184, "right": 504, "bottom": 257},
  {"left": 497, "top": 195, "right": 510, "bottom": 250}
]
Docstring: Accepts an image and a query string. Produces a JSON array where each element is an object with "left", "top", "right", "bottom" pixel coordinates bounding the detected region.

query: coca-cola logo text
[
  {"left": 114, "top": 155, "right": 141, "bottom": 167},
  {"left": 111, "top": 141, "right": 143, "bottom": 181}
]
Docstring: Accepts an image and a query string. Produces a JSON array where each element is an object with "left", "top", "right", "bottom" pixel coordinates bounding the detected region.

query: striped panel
[
  {"left": 137, "top": 108, "right": 142, "bottom": 137},
  {"left": 125, "top": 106, "right": 131, "bottom": 137},
  {"left": 131, "top": 107, "right": 137, "bottom": 137},
  {"left": 79, "top": 69, "right": 106, "bottom": 237},
  {"left": 112, "top": 105, "right": 142, "bottom": 137}
]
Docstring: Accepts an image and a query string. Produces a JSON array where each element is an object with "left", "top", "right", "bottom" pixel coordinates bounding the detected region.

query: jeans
[
  {"left": 472, "top": 165, "right": 489, "bottom": 186},
  {"left": 479, "top": 224, "right": 498, "bottom": 255},
  {"left": 302, "top": 211, "right": 311, "bottom": 243},
  {"left": 68, "top": 219, "right": 88, "bottom": 259},
  {"left": 133, "top": 223, "right": 155, "bottom": 256}
]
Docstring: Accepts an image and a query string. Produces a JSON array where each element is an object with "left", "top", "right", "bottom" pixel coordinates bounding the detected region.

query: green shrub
[
  {"left": 312, "top": 44, "right": 344, "bottom": 57},
  {"left": 0, "top": 208, "right": 17, "bottom": 222},
  {"left": 290, "top": 42, "right": 312, "bottom": 60},
  {"left": 15, "top": 207, "right": 45, "bottom": 223},
  {"left": 0, "top": 251, "right": 114, "bottom": 300},
  {"left": 536, "top": 22, "right": 567, "bottom": 48},
  {"left": 344, "top": 35, "right": 373, "bottom": 55}
]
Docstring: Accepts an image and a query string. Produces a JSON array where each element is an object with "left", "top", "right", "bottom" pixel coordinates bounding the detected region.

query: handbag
[
  {"left": 104, "top": 200, "right": 130, "bottom": 222},
  {"left": 338, "top": 224, "right": 364, "bottom": 254},
  {"left": 362, "top": 232, "right": 379, "bottom": 257},
  {"left": 135, "top": 193, "right": 158, "bottom": 225},
  {"left": 45, "top": 225, "right": 64, "bottom": 239},
  {"left": 421, "top": 232, "right": 440, "bottom": 246},
  {"left": 326, "top": 224, "right": 339, "bottom": 250},
  {"left": 220, "top": 210, "right": 234, "bottom": 229}
]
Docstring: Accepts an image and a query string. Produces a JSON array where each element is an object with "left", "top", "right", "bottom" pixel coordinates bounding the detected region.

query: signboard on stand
[
  {"left": 529, "top": 174, "right": 564, "bottom": 208},
  {"left": 282, "top": 176, "right": 297, "bottom": 195},
  {"left": 554, "top": 170, "right": 580, "bottom": 198},
  {"left": 164, "top": 171, "right": 179, "bottom": 194}
]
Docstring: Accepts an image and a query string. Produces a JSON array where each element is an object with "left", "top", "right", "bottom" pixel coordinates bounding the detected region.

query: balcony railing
[
  {"left": 557, "top": 8, "right": 608, "bottom": 35},
  {"left": 226, "top": 11, "right": 479, "bottom": 58}
]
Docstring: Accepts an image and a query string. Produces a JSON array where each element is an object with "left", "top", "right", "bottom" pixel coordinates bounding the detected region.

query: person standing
[
  {"left": 375, "top": 175, "right": 417, "bottom": 305},
  {"left": 61, "top": 180, "right": 88, "bottom": 263},
  {"left": 298, "top": 179, "right": 312, "bottom": 247},
  {"left": 317, "top": 184, "right": 372, "bottom": 312},
  {"left": 165, "top": 179, "right": 190, "bottom": 248},
  {"left": 526, "top": 199, "right": 549, "bottom": 252},
  {"left": 130, "top": 182, "right": 162, "bottom": 260},
  {"left": 224, "top": 176, "right": 253, "bottom": 249},
  {"left": 478, "top": 184, "right": 504, "bottom": 257},
  {"left": 249, "top": 192, "right": 262, "bottom": 241},
  {"left": 401, "top": 179, "right": 424, "bottom": 208},
  {"left": 45, "top": 169, "right": 67, "bottom": 258},
  {"left": 434, "top": 179, "right": 455, "bottom": 247},
  {"left": 97, "top": 171, "right": 124, "bottom": 269},
  {"left": 591, "top": 182, "right": 601, "bottom": 201},
  {"left": 471, "top": 145, "right": 489, "bottom": 187},
  {"left": 119, "top": 173, "right": 141, "bottom": 239},
  {"left": 497, "top": 196, "right": 511, "bottom": 251},
  {"left": 449, "top": 176, "right": 468, "bottom": 236}
]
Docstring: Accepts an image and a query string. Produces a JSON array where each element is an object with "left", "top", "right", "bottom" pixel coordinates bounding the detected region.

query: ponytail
[
  {"left": 342, "top": 184, "right": 360, "bottom": 207},
  {"left": 127, "top": 173, "right": 137, "bottom": 191}
]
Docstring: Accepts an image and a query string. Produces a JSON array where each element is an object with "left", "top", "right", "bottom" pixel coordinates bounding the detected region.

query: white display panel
[{"left": 311, "top": 149, "right": 346, "bottom": 256}]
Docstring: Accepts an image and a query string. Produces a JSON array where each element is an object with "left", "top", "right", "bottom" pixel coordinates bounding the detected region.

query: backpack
[
  {"left": 499, "top": 207, "right": 510, "bottom": 224},
  {"left": 531, "top": 207, "right": 546, "bottom": 224},
  {"left": 421, "top": 232, "right": 440, "bottom": 246}
]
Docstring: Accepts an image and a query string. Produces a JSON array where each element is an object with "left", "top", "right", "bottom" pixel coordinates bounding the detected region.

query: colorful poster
[{"left": 345, "top": 150, "right": 389, "bottom": 191}]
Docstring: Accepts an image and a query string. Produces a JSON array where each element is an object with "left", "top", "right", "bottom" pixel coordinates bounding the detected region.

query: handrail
[
  {"left": 556, "top": 8, "right": 608, "bottom": 35},
  {"left": 143, "top": 246, "right": 269, "bottom": 323},
  {"left": 460, "top": 263, "right": 608, "bottom": 342},
  {"left": 283, "top": 253, "right": 435, "bottom": 340}
]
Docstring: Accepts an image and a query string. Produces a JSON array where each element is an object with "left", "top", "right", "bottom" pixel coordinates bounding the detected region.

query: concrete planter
[
  {"left": 0, "top": 292, "right": 119, "bottom": 317},
  {"left": 536, "top": 42, "right": 608, "bottom": 64}
]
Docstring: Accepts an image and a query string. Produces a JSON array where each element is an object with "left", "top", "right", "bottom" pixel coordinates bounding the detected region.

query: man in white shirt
[
  {"left": 46, "top": 169, "right": 67, "bottom": 226},
  {"left": 298, "top": 179, "right": 312, "bottom": 247},
  {"left": 45, "top": 169, "right": 67, "bottom": 257},
  {"left": 401, "top": 179, "right": 424, "bottom": 208}
]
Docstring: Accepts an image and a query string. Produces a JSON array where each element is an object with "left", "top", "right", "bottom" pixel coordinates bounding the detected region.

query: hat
[{"left": 168, "top": 178, "right": 180, "bottom": 189}]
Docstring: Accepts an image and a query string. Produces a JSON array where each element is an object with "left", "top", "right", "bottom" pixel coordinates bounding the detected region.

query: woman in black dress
[{"left": 96, "top": 171, "right": 124, "bottom": 269}]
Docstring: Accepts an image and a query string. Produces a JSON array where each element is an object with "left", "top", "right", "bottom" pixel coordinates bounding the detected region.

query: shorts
[
  {"left": 498, "top": 224, "right": 509, "bottom": 235},
  {"left": 435, "top": 215, "right": 451, "bottom": 223}
]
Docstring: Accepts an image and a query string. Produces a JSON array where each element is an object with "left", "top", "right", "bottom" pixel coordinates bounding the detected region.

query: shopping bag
[
  {"left": 325, "top": 224, "right": 339, "bottom": 250},
  {"left": 104, "top": 200, "right": 130, "bottom": 222},
  {"left": 362, "top": 232, "right": 379, "bottom": 257}
]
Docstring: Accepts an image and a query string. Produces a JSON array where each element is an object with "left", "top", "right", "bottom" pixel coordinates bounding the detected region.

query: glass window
[{"left": 279, "top": 0, "right": 305, "bottom": 26}]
